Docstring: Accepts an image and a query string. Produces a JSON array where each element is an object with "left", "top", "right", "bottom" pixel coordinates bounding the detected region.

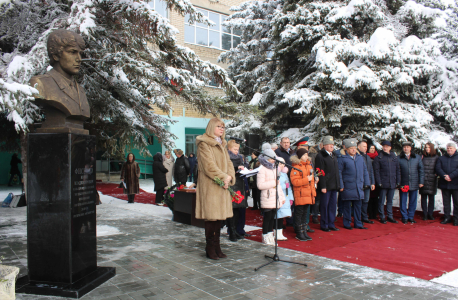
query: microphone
[{"left": 227, "top": 136, "right": 246, "bottom": 143}]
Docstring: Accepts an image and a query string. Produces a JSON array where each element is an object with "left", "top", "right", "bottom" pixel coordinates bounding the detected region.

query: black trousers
[
  {"left": 294, "top": 204, "right": 309, "bottom": 228},
  {"left": 368, "top": 196, "right": 379, "bottom": 219},
  {"left": 156, "top": 187, "right": 165, "bottom": 204},
  {"left": 262, "top": 210, "right": 276, "bottom": 234},
  {"left": 227, "top": 208, "right": 240, "bottom": 233},
  {"left": 311, "top": 193, "right": 320, "bottom": 218},
  {"left": 8, "top": 170, "right": 22, "bottom": 185},
  {"left": 275, "top": 218, "right": 284, "bottom": 229},
  {"left": 441, "top": 189, "right": 458, "bottom": 219},
  {"left": 251, "top": 187, "right": 261, "bottom": 209},
  {"left": 420, "top": 194, "right": 435, "bottom": 216}
]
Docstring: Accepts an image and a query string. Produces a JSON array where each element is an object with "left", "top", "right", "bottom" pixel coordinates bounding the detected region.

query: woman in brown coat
[
  {"left": 120, "top": 153, "right": 141, "bottom": 203},
  {"left": 196, "top": 118, "right": 236, "bottom": 260}
]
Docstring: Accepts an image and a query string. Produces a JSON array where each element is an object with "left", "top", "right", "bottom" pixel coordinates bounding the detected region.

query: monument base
[{"left": 16, "top": 267, "right": 115, "bottom": 298}]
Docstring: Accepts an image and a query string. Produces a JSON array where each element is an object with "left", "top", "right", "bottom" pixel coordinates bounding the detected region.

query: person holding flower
[
  {"left": 195, "top": 118, "right": 236, "bottom": 260},
  {"left": 398, "top": 141, "right": 424, "bottom": 224},
  {"left": 226, "top": 140, "right": 248, "bottom": 242},
  {"left": 290, "top": 149, "right": 316, "bottom": 241},
  {"left": 275, "top": 157, "right": 293, "bottom": 241},
  {"left": 257, "top": 149, "right": 286, "bottom": 245}
]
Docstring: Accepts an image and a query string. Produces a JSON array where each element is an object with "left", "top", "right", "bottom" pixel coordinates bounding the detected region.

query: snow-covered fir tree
[
  {"left": 0, "top": 0, "right": 244, "bottom": 157},
  {"left": 220, "top": 0, "right": 457, "bottom": 149}
]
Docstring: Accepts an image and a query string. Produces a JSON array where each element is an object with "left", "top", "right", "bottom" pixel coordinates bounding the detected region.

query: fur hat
[
  {"left": 322, "top": 136, "right": 334, "bottom": 145},
  {"left": 402, "top": 141, "right": 412, "bottom": 147},
  {"left": 296, "top": 148, "right": 309, "bottom": 159},
  {"left": 343, "top": 138, "right": 358, "bottom": 148}
]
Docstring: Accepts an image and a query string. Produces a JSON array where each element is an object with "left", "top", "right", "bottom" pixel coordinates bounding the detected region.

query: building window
[
  {"left": 185, "top": 134, "right": 199, "bottom": 155},
  {"left": 148, "top": 0, "right": 167, "bottom": 18},
  {"left": 184, "top": 8, "right": 241, "bottom": 50}
]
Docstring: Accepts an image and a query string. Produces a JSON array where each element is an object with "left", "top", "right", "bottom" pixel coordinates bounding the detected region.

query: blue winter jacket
[
  {"left": 398, "top": 152, "right": 424, "bottom": 190},
  {"left": 373, "top": 151, "right": 401, "bottom": 189},
  {"left": 338, "top": 152, "right": 371, "bottom": 200},
  {"left": 277, "top": 172, "right": 293, "bottom": 218},
  {"left": 435, "top": 151, "right": 458, "bottom": 190}
]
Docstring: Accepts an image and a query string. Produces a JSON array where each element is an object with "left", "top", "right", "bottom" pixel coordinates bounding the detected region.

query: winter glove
[
  {"left": 363, "top": 185, "right": 370, "bottom": 190},
  {"left": 378, "top": 184, "right": 383, "bottom": 188},
  {"left": 290, "top": 200, "right": 294, "bottom": 206},
  {"left": 396, "top": 184, "right": 401, "bottom": 189}
]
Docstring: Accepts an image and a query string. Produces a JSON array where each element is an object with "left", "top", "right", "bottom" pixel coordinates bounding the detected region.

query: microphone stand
[{"left": 237, "top": 142, "right": 307, "bottom": 271}]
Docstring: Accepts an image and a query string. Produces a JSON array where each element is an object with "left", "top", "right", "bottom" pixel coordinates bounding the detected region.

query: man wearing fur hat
[
  {"left": 338, "top": 139, "right": 371, "bottom": 229},
  {"left": 315, "top": 136, "right": 341, "bottom": 232}
]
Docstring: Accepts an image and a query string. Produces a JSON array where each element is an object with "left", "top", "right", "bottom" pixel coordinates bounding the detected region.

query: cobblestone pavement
[{"left": 1, "top": 199, "right": 458, "bottom": 300}]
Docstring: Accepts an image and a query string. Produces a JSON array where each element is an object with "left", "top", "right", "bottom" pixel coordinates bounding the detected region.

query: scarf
[
  {"left": 215, "top": 136, "right": 223, "bottom": 145},
  {"left": 258, "top": 155, "right": 274, "bottom": 170},
  {"left": 367, "top": 151, "right": 378, "bottom": 159}
]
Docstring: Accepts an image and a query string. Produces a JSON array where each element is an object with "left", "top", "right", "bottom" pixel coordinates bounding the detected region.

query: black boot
[
  {"left": 204, "top": 221, "right": 219, "bottom": 260},
  {"left": 213, "top": 221, "right": 227, "bottom": 258},
  {"left": 441, "top": 217, "right": 452, "bottom": 224},
  {"left": 227, "top": 218, "right": 238, "bottom": 242},
  {"left": 302, "top": 225, "right": 312, "bottom": 241}
]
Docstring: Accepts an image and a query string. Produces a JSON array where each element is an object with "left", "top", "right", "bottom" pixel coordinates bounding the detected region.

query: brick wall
[{"left": 154, "top": 0, "right": 244, "bottom": 119}]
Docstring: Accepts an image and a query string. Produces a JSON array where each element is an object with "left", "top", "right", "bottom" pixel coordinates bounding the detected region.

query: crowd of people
[
  {"left": 119, "top": 117, "right": 457, "bottom": 260},
  {"left": 254, "top": 135, "right": 458, "bottom": 246}
]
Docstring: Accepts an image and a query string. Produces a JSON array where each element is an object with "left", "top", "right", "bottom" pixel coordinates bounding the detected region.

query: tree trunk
[{"left": 20, "top": 132, "right": 27, "bottom": 196}]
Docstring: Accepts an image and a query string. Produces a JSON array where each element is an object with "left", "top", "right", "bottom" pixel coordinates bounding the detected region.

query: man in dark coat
[
  {"left": 152, "top": 152, "right": 168, "bottom": 205},
  {"left": 275, "top": 137, "right": 295, "bottom": 174},
  {"left": 373, "top": 141, "right": 401, "bottom": 224},
  {"left": 188, "top": 153, "right": 197, "bottom": 182},
  {"left": 338, "top": 139, "right": 371, "bottom": 229},
  {"left": 334, "top": 142, "right": 346, "bottom": 217},
  {"left": 358, "top": 141, "right": 376, "bottom": 223},
  {"left": 315, "top": 136, "right": 341, "bottom": 232},
  {"left": 8, "top": 153, "right": 22, "bottom": 187},
  {"left": 435, "top": 142, "right": 458, "bottom": 225},
  {"left": 398, "top": 141, "right": 425, "bottom": 223},
  {"left": 173, "top": 149, "right": 190, "bottom": 185}
]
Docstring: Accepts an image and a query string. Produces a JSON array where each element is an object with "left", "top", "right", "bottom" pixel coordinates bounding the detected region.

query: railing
[{"left": 97, "top": 157, "right": 154, "bottom": 181}]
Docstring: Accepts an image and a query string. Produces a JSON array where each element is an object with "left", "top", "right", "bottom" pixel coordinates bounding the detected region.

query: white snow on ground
[
  {"left": 97, "top": 225, "right": 120, "bottom": 237},
  {"left": 323, "top": 264, "right": 456, "bottom": 291},
  {"left": 431, "top": 269, "right": 458, "bottom": 288}
]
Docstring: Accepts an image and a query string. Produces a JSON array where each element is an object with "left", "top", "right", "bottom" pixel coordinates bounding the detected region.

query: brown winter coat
[
  {"left": 290, "top": 156, "right": 316, "bottom": 205},
  {"left": 120, "top": 158, "right": 141, "bottom": 195},
  {"left": 195, "top": 133, "right": 236, "bottom": 220}
]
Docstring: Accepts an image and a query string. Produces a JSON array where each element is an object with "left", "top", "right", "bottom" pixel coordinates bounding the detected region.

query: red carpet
[
  {"left": 96, "top": 183, "right": 156, "bottom": 204},
  {"left": 245, "top": 208, "right": 458, "bottom": 280}
]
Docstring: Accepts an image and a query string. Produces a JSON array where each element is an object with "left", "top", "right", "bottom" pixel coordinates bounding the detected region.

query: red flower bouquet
[
  {"left": 400, "top": 185, "right": 410, "bottom": 192},
  {"left": 214, "top": 177, "right": 245, "bottom": 204},
  {"left": 315, "top": 168, "right": 325, "bottom": 177}
]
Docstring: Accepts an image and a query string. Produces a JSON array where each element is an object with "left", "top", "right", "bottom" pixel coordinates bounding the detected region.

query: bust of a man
[{"left": 30, "top": 29, "right": 90, "bottom": 135}]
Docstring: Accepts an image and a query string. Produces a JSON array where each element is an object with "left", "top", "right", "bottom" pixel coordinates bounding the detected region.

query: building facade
[{"left": 96, "top": 0, "right": 244, "bottom": 179}]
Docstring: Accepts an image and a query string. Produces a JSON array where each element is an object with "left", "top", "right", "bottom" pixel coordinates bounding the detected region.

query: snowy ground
[{"left": 1, "top": 183, "right": 457, "bottom": 292}]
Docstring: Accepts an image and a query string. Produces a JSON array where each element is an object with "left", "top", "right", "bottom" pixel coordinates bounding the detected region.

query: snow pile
[{"left": 97, "top": 225, "right": 121, "bottom": 237}]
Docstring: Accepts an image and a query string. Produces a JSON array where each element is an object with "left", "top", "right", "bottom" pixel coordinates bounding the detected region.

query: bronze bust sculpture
[{"left": 30, "top": 29, "right": 90, "bottom": 135}]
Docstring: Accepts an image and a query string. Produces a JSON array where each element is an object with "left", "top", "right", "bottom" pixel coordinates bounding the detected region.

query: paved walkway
[{"left": 0, "top": 188, "right": 457, "bottom": 299}]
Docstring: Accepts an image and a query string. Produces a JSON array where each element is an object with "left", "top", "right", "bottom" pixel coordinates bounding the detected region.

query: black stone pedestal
[{"left": 17, "top": 133, "right": 115, "bottom": 298}]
